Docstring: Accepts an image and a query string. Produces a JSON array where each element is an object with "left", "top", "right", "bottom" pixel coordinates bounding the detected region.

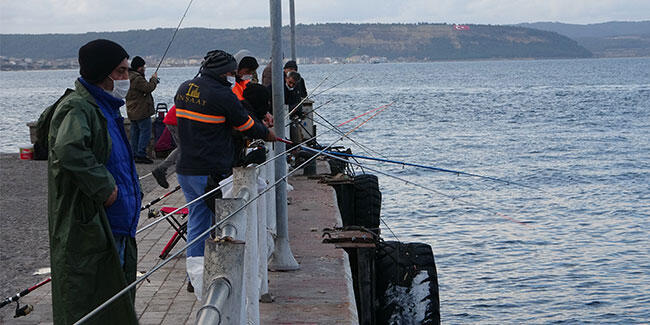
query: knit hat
[
  {"left": 131, "top": 56, "right": 145, "bottom": 70},
  {"left": 283, "top": 60, "right": 298, "bottom": 70},
  {"left": 238, "top": 56, "right": 259, "bottom": 71},
  {"left": 78, "top": 39, "right": 129, "bottom": 83},
  {"left": 243, "top": 83, "right": 271, "bottom": 117},
  {"left": 200, "top": 50, "right": 237, "bottom": 77}
]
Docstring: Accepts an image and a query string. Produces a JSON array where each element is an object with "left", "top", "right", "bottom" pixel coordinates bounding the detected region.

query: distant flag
[{"left": 453, "top": 24, "right": 470, "bottom": 31}]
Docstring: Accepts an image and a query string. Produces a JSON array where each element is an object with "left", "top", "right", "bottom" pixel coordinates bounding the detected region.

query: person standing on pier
[
  {"left": 126, "top": 55, "right": 159, "bottom": 164},
  {"left": 46, "top": 39, "right": 140, "bottom": 324},
  {"left": 174, "top": 50, "right": 276, "bottom": 297},
  {"left": 232, "top": 54, "right": 259, "bottom": 100}
]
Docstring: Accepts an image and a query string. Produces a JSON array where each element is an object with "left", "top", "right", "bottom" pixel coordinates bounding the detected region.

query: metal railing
[{"left": 197, "top": 142, "right": 278, "bottom": 325}]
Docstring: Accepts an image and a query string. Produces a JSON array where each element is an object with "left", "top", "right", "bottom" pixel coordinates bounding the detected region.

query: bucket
[{"left": 19, "top": 145, "right": 34, "bottom": 160}]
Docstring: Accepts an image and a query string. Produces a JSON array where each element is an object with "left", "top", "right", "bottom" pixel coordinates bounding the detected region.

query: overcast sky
[{"left": 1, "top": 0, "right": 649, "bottom": 34}]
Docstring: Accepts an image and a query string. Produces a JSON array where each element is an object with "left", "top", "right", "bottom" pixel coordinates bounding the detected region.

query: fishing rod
[
  {"left": 310, "top": 76, "right": 355, "bottom": 98},
  {"left": 301, "top": 148, "right": 547, "bottom": 193},
  {"left": 297, "top": 143, "right": 531, "bottom": 227},
  {"left": 153, "top": 0, "right": 196, "bottom": 75},
  {"left": 74, "top": 99, "right": 390, "bottom": 325},
  {"left": 135, "top": 116, "right": 349, "bottom": 236},
  {"left": 140, "top": 185, "right": 181, "bottom": 211},
  {"left": 311, "top": 103, "right": 394, "bottom": 160},
  {"left": 0, "top": 278, "right": 51, "bottom": 310},
  {"left": 286, "top": 72, "right": 333, "bottom": 118},
  {"left": 0, "top": 278, "right": 51, "bottom": 318}
]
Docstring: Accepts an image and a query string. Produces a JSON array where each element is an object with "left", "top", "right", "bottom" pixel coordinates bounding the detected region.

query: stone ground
[{"left": 0, "top": 154, "right": 356, "bottom": 324}]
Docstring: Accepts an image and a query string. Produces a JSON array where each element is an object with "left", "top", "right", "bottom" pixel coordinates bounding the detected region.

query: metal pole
[
  {"left": 269, "top": 0, "right": 299, "bottom": 271},
  {"left": 290, "top": 0, "right": 296, "bottom": 61}
]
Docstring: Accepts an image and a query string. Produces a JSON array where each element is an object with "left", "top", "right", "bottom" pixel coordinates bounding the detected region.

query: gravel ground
[{"left": 0, "top": 153, "right": 163, "bottom": 299}]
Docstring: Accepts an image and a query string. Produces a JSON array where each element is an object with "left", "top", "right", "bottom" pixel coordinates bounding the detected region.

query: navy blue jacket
[
  {"left": 175, "top": 75, "right": 269, "bottom": 176},
  {"left": 79, "top": 78, "right": 142, "bottom": 238}
]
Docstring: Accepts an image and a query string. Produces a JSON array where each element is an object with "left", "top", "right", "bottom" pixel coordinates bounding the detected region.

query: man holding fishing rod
[
  {"left": 174, "top": 50, "right": 276, "bottom": 296},
  {"left": 46, "top": 39, "right": 140, "bottom": 324}
]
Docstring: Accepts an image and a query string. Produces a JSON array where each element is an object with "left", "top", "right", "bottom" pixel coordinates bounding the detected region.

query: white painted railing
[{"left": 197, "top": 150, "right": 277, "bottom": 325}]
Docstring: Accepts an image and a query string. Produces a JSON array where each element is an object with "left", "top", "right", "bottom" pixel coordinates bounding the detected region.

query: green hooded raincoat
[{"left": 47, "top": 80, "right": 138, "bottom": 324}]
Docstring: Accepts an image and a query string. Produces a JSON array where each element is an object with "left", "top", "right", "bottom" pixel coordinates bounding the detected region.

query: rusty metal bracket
[{"left": 322, "top": 227, "right": 378, "bottom": 248}]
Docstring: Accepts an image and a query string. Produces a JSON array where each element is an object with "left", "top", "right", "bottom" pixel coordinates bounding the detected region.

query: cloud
[{"left": 1, "top": 0, "right": 648, "bottom": 34}]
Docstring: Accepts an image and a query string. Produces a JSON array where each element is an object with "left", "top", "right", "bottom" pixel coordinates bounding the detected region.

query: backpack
[{"left": 33, "top": 88, "right": 75, "bottom": 160}]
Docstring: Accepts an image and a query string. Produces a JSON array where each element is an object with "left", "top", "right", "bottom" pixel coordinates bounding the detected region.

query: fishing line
[
  {"left": 310, "top": 76, "right": 355, "bottom": 98},
  {"left": 153, "top": 0, "right": 196, "bottom": 75},
  {"left": 286, "top": 73, "right": 331, "bottom": 118},
  {"left": 318, "top": 150, "right": 546, "bottom": 192},
  {"left": 74, "top": 102, "right": 389, "bottom": 325},
  {"left": 337, "top": 102, "right": 394, "bottom": 127},
  {"left": 135, "top": 114, "right": 353, "bottom": 236},
  {"left": 311, "top": 105, "right": 393, "bottom": 160},
  {"left": 303, "top": 147, "right": 531, "bottom": 227}
]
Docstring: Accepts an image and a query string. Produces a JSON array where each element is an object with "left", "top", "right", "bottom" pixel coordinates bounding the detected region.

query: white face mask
[
  {"left": 110, "top": 77, "right": 130, "bottom": 99},
  {"left": 226, "top": 75, "right": 236, "bottom": 88},
  {"left": 241, "top": 74, "right": 252, "bottom": 81}
]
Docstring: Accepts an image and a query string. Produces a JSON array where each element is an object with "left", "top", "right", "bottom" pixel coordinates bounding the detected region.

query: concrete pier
[{"left": 0, "top": 155, "right": 356, "bottom": 324}]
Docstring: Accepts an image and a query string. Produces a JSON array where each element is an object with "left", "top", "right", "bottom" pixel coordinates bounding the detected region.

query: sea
[{"left": 1, "top": 58, "right": 649, "bottom": 323}]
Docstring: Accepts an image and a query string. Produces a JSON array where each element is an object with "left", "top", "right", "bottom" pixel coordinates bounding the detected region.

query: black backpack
[{"left": 33, "top": 89, "right": 75, "bottom": 160}]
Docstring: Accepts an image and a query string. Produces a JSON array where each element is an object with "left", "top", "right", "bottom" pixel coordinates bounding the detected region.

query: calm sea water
[{"left": 1, "top": 58, "right": 649, "bottom": 323}]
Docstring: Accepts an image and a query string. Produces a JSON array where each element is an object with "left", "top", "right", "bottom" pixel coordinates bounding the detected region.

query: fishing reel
[
  {"left": 148, "top": 209, "right": 160, "bottom": 219},
  {"left": 13, "top": 301, "right": 33, "bottom": 318}
]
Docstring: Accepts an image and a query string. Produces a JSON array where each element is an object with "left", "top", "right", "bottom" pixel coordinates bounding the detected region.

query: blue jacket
[{"left": 79, "top": 78, "right": 142, "bottom": 238}]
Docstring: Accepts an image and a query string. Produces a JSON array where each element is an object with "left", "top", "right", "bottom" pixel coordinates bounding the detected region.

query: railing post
[
  {"left": 257, "top": 167, "right": 270, "bottom": 300},
  {"left": 232, "top": 167, "right": 260, "bottom": 324},
  {"left": 200, "top": 212, "right": 246, "bottom": 324},
  {"left": 265, "top": 142, "right": 277, "bottom": 258}
]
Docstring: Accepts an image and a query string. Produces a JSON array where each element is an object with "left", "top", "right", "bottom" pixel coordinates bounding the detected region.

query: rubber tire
[
  {"left": 375, "top": 241, "right": 440, "bottom": 324},
  {"left": 353, "top": 174, "right": 381, "bottom": 229}
]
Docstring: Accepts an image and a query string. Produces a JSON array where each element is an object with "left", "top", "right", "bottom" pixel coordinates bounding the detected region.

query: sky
[{"left": 1, "top": 0, "right": 649, "bottom": 34}]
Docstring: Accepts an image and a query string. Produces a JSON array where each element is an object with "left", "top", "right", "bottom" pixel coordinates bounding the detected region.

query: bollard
[
  {"left": 200, "top": 238, "right": 245, "bottom": 325},
  {"left": 232, "top": 167, "right": 260, "bottom": 325}
]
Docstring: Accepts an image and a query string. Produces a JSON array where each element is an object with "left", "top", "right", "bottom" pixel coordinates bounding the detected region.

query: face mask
[
  {"left": 110, "top": 77, "right": 130, "bottom": 99},
  {"left": 241, "top": 74, "right": 252, "bottom": 81},
  {"left": 226, "top": 75, "right": 236, "bottom": 88},
  {"left": 286, "top": 84, "right": 294, "bottom": 91}
]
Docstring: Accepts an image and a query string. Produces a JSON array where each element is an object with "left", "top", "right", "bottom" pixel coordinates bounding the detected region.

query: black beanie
[
  {"left": 283, "top": 60, "right": 298, "bottom": 70},
  {"left": 243, "top": 84, "right": 271, "bottom": 117},
  {"left": 78, "top": 39, "right": 129, "bottom": 83},
  {"left": 131, "top": 56, "right": 145, "bottom": 70},
  {"left": 200, "top": 50, "right": 237, "bottom": 77},
  {"left": 238, "top": 56, "right": 259, "bottom": 71}
]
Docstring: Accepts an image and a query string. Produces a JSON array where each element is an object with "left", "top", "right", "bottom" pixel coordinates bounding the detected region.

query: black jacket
[{"left": 175, "top": 75, "right": 269, "bottom": 176}]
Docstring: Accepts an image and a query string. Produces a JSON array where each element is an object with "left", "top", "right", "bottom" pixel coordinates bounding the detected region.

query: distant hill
[
  {"left": 518, "top": 21, "right": 650, "bottom": 57},
  {"left": 1, "top": 23, "right": 591, "bottom": 65}
]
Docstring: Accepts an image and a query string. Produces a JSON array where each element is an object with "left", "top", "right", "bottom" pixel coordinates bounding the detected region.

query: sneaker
[
  {"left": 187, "top": 281, "right": 194, "bottom": 293},
  {"left": 151, "top": 168, "right": 169, "bottom": 189},
  {"left": 135, "top": 156, "right": 154, "bottom": 164}
]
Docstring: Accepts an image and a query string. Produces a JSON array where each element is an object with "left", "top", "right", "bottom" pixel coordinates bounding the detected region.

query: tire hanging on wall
[
  {"left": 353, "top": 174, "right": 382, "bottom": 229},
  {"left": 375, "top": 241, "right": 441, "bottom": 324}
]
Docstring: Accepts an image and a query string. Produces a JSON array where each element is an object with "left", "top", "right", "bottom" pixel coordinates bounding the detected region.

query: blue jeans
[
  {"left": 177, "top": 174, "right": 212, "bottom": 257},
  {"left": 130, "top": 117, "right": 152, "bottom": 158},
  {"left": 114, "top": 234, "right": 127, "bottom": 267}
]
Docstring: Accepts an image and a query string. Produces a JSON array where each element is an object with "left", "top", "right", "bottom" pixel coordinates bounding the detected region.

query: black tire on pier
[
  {"left": 353, "top": 174, "right": 381, "bottom": 229},
  {"left": 375, "top": 241, "right": 440, "bottom": 324}
]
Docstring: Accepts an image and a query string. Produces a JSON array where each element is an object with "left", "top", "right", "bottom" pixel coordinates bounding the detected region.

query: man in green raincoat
[{"left": 47, "top": 39, "right": 141, "bottom": 324}]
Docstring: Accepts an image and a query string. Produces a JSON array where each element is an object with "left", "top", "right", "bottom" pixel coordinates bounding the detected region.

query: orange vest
[{"left": 232, "top": 80, "right": 250, "bottom": 100}]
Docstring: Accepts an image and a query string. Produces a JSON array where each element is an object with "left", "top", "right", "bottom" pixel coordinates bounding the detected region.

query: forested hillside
[{"left": 1, "top": 23, "right": 591, "bottom": 62}]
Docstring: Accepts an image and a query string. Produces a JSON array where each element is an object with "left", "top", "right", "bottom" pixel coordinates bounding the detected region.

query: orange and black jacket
[{"left": 174, "top": 75, "right": 268, "bottom": 176}]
